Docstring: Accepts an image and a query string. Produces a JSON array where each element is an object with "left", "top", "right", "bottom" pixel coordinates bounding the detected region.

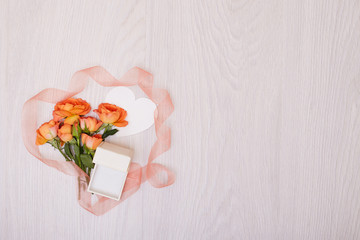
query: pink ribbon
[{"left": 21, "top": 66, "right": 175, "bottom": 215}]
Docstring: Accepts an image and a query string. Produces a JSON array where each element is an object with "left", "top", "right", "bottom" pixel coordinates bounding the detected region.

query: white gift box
[{"left": 87, "top": 142, "right": 133, "bottom": 201}]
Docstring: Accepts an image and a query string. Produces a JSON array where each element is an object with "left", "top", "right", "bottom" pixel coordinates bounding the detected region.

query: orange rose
[
  {"left": 81, "top": 133, "right": 103, "bottom": 150},
  {"left": 58, "top": 124, "right": 73, "bottom": 142},
  {"left": 79, "top": 117, "right": 103, "bottom": 132},
  {"left": 36, "top": 120, "right": 59, "bottom": 145},
  {"left": 93, "top": 103, "right": 128, "bottom": 127},
  {"left": 53, "top": 98, "right": 91, "bottom": 121}
]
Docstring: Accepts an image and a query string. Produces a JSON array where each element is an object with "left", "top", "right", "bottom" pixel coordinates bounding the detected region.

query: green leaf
[
  {"left": 73, "top": 144, "right": 81, "bottom": 166},
  {"left": 80, "top": 154, "right": 94, "bottom": 168},
  {"left": 72, "top": 124, "right": 79, "bottom": 138},
  {"left": 83, "top": 144, "right": 90, "bottom": 154},
  {"left": 73, "top": 144, "right": 80, "bottom": 157},
  {"left": 64, "top": 142, "right": 73, "bottom": 160},
  {"left": 102, "top": 129, "right": 119, "bottom": 139}
]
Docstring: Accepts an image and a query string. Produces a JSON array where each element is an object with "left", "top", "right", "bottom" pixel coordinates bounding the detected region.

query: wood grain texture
[{"left": 2, "top": 0, "right": 360, "bottom": 239}]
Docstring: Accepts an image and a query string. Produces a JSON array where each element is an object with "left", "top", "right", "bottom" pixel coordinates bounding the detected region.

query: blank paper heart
[{"left": 104, "top": 87, "right": 156, "bottom": 136}]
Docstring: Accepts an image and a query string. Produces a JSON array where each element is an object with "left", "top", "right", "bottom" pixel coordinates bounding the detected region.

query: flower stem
[
  {"left": 50, "top": 139, "right": 71, "bottom": 161},
  {"left": 57, "top": 148, "right": 71, "bottom": 161}
]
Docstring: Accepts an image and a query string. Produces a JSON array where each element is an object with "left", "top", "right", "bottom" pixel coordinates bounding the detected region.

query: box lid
[{"left": 93, "top": 142, "right": 132, "bottom": 172}]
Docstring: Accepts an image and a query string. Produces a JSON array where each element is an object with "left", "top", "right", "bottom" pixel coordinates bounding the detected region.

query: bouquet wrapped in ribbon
[
  {"left": 35, "top": 98, "right": 128, "bottom": 176},
  {"left": 23, "top": 66, "right": 175, "bottom": 215}
]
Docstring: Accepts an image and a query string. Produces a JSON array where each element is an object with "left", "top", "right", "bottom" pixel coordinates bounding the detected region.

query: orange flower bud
[
  {"left": 58, "top": 124, "right": 73, "bottom": 142},
  {"left": 93, "top": 103, "right": 128, "bottom": 127},
  {"left": 81, "top": 133, "right": 103, "bottom": 150},
  {"left": 35, "top": 120, "right": 59, "bottom": 145},
  {"left": 79, "top": 117, "right": 103, "bottom": 132}
]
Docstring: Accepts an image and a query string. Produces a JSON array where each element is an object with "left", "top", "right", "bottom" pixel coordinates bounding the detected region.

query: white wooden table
[{"left": 2, "top": 0, "right": 360, "bottom": 239}]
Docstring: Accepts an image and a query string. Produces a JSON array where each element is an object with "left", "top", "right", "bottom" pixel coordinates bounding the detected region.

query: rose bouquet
[{"left": 35, "top": 98, "right": 128, "bottom": 176}]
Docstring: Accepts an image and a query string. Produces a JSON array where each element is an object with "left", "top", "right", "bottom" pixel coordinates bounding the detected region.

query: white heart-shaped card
[{"left": 105, "top": 87, "right": 156, "bottom": 136}]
